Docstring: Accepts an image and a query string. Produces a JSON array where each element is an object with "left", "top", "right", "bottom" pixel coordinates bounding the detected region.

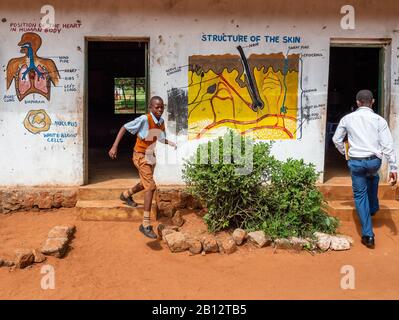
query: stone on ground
[
  {"left": 201, "top": 235, "right": 219, "bottom": 253},
  {"left": 186, "top": 238, "right": 202, "bottom": 255},
  {"left": 172, "top": 210, "right": 185, "bottom": 227},
  {"left": 336, "top": 234, "right": 354, "bottom": 245},
  {"left": 232, "top": 228, "right": 247, "bottom": 245},
  {"left": 248, "top": 231, "right": 271, "bottom": 248},
  {"left": 330, "top": 236, "right": 351, "bottom": 251},
  {"left": 32, "top": 249, "right": 47, "bottom": 263},
  {"left": 274, "top": 238, "right": 292, "bottom": 249},
  {"left": 48, "top": 225, "right": 76, "bottom": 239},
  {"left": 218, "top": 238, "right": 237, "bottom": 254},
  {"left": 41, "top": 237, "right": 69, "bottom": 258},
  {"left": 2, "top": 260, "right": 15, "bottom": 267},
  {"left": 15, "top": 249, "right": 35, "bottom": 269},
  {"left": 164, "top": 231, "right": 189, "bottom": 253},
  {"left": 157, "top": 224, "right": 179, "bottom": 239},
  {"left": 289, "top": 237, "right": 311, "bottom": 251},
  {"left": 314, "top": 232, "right": 331, "bottom": 251}
]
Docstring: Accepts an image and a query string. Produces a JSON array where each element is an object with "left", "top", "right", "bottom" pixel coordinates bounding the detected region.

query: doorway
[
  {"left": 324, "top": 43, "right": 388, "bottom": 183},
  {"left": 86, "top": 39, "right": 149, "bottom": 184}
]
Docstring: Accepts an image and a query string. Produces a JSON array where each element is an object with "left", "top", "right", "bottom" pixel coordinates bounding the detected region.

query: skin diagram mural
[
  {"left": 6, "top": 32, "right": 60, "bottom": 101},
  {"left": 187, "top": 46, "right": 299, "bottom": 140}
]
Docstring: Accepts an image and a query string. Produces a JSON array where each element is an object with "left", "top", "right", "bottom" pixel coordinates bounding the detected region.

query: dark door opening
[
  {"left": 324, "top": 46, "right": 382, "bottom": 182},
  {"left": 87, "top": 40, "right": 148, "bottom": 183}
]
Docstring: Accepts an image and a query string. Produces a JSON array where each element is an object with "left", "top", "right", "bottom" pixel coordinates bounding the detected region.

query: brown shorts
[{"left": 133, "top": 152, "right": 156, "bottom": 191}]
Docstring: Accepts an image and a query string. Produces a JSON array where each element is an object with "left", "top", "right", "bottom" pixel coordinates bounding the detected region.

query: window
[{"left": 114, "top": 77, "right": 146, "bottom": 114}]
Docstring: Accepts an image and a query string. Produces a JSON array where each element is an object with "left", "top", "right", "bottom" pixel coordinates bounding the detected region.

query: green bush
[{"left": 182, "top": 130, "right": 339, "bottom": 238}]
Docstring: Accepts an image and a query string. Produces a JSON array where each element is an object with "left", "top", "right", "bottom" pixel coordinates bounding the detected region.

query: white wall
[{"left": 0, "top": 0, "right": 398, "bottom": 186}]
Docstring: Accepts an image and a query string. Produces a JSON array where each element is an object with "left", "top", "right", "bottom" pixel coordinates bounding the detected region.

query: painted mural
[
  {"left": 23, "top": 109, "right": 52, "bottom": 134},
  {"left": 6, "top": 32, "right": 60, "bottom": 101},
  {"left": 187, "top": 46, "right": 299, "bottom": 140}
]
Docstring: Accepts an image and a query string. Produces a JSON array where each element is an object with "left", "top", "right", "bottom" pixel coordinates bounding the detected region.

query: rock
[
  {"left": 314, "top": 232, "right": 331, "bottom": 251},
  {"left": 157, "top": 223, "right": 166, "bottom": 238},
  {"left": 187, "top": 238, "right": 202, "bottom": 254},
  {"left": 201, "top": 235, "right": 219, "bottom": 253},
  {"left": 274, "top": 238, "right": 292, "bottom": 249},
  {"left": 22, "top": 193, "right": 35, "bottom": 210},
  {"left": 185, "top": 195, "right": 203, "bottom": 209},
  {"left": 36, "top": 192, "right": 53, "bottom": 209},
  {"left": 48, "top": 225, "right": 76, "bottom": 240},
  {"left": 164, "top": 232, "right": 189, "bottom": 253},
  {"left": 218, "top": 238, "right": 237, "bottom": 254},
  {"left": 32, "top": 249, "right": 46, "bottom": 263},
  {"left": 336, "top": 234, "right": 354, "bottom": 245},
  {"left": 161, "top": 227, "right": 177, "bottom": 241},
  {"left": 157, "top": 202, "right": 177, "bottom": 218},
  {"left": 3, "top": 260, "right": 15, "bottom": 267},
  {"left": 60, "top": 190, "right": 78, "bottom": 208},
  {"left": 15, "top": 249, "right": 35, "bottom": 269},
  {"left": 305, "top": 238, "right": 317, "bottom": 250},
  {"left": 330, "top": 236, "right": 351, "bottom": 251},
  {"left": 157, "top": 223, "right": 180, "bottom": 239},
  {"left": 232, "top": 228, "right": 247, "bottom": 245},
  {"left": 157, "top": 190, "right": 182, "bottom": 203},
  {"left": 248, "top": 231, "right": 271, "bottom": 248},
  {"left": 0, "top": 258, "right": 3, "bottom": 267},
  {"left": 172, "top": 210, "right": 185, "bottom": 227},
  {"left": 201, "top": 251, "right": 206, "bottom": 256},
  {"left": 157, "top": 224, "right": 176, "bottom": 239},
  {"left": 289, "top": 237, "right": 311, "bottom": 251},
  {"left": 41, "top": 237, "right": 69, "bottom": 258},
  {"left": 52, "top": 192, "right": 64, "bottom": 208}
]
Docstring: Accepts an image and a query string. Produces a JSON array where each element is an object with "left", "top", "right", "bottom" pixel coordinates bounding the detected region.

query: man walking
[
  {"left": 109, "top": 96, "right": 177, "bottom": 239},
  {"left": 333, "top": 89, "right": 397, "bottom": 248}
]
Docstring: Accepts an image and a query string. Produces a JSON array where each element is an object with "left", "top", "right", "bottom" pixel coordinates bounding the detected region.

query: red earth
[{"left": 1, "top": 208, "right": 399, "bottom": 300}]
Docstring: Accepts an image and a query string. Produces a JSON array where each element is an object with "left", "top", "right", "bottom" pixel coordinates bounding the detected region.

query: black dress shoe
[
  {"left": 361, "top": 236, "right": 375, "bottom": 248},
  {"left": 139, "top": 224, "right": 158, "bottom": 239}
]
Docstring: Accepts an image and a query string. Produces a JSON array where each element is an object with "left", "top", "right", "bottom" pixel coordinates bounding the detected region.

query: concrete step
[
  {"left": 76, "top": 200, "right": 157, "bottom": 222},
  {"left": 326, "top": 200, "right": 399, "bottom": 222},
  {"left": 318, "top": 183, "right": 397, "bottom": 201},
  {"left": 78, "top": 187, "right": 152, "bottom": 202}
]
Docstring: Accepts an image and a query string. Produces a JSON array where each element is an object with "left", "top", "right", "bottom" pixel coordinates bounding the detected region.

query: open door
[
  {"left": 324, "top": 39, "right": 391, "bottom": 183},
  {"left": 85, "top": 39, "right": 149, "bottom": 184}
]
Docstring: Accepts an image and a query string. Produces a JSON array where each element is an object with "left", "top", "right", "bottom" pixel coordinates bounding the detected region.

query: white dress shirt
[{"left": 332, "top": 106, "right": 397, "bottom": 172}]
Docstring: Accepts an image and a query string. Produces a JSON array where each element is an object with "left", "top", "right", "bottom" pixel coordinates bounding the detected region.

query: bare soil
[{"left": 1, "top": 208, "right": 399, "bottom": 300}]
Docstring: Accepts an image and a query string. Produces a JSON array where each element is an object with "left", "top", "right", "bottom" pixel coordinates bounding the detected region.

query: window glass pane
[
  {"left": 136, "top": 77, "right": 147, "bottom": 114},
  {"left": 114, "top": 77, "right": 135, "bottom": 114}
]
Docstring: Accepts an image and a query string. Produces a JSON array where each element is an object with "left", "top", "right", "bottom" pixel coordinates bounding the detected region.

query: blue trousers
[{"left": 347, "top": 158, "right": 381, "bottom": 237}]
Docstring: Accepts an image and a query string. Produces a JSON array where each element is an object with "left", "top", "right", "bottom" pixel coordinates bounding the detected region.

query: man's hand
[
  {"left": 389, "top": 172, "right": 397, "bottom": 186},
  {"left": 109, "top": 146, "right": 118, "bottom": 159}
]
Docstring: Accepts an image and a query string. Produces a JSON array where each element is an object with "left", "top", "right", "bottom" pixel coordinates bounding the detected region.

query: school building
[{"left": 1, "top": 0, "right": 399, "bottom": 218}]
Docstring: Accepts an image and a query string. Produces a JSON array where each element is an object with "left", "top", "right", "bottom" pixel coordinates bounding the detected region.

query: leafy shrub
[{"left": 182, "top": 130, "right": 339, "bottom": 238}]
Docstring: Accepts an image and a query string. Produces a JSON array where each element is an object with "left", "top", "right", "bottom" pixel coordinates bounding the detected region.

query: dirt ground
[{"left": 1, "top": 208, "right": 399, "bottom": 300}]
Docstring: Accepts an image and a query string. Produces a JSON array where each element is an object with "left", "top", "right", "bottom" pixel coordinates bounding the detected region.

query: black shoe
[
  {"left": 361, "top": 236, "right": 375, "bottom": 248},
  {"left": 120, "top": 192, "right": 138, "bottom": 207},
  {"left": 139, "top": 224, "right": 158, "bottom": 239}
]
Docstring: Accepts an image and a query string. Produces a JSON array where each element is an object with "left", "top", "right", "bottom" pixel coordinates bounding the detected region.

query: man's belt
[{"left": 349, "top": 155, "right": 378, "bottom": 161}]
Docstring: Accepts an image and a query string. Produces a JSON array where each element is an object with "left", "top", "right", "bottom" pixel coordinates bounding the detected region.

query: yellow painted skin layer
[{"left": 188, "top": 62, "right": 298, "bottom": 140}]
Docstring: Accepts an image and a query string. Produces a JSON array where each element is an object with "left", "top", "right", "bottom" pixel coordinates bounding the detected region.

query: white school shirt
[
  {"left": 123, "top": 112, "right": 166, "bottom": 142},
  {"left": 332, "top": 106, "right": 397, "bottom": 172}
]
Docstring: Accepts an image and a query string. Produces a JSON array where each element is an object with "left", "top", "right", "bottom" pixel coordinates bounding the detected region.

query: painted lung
[{"left": 6, "top": 32, "right": 60, "bottom": 101}]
